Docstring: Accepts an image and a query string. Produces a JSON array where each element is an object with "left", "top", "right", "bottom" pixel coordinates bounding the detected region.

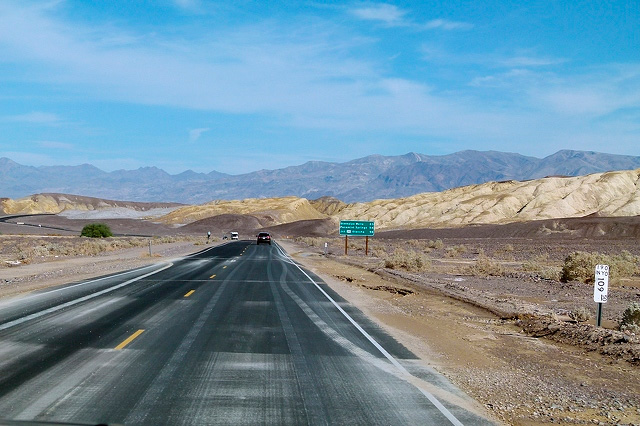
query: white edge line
[
  {"left": 26, "top": 263, "right": 165, "bottom": 297},
  {"left": 274, "top": 243, "right": 464, "bottom": 426},
  {"left": 0, "top": 263, "right": 173, "bottom": 332},
  {"left": 50, "top": 243, "right": 223, "bottom": 295}
]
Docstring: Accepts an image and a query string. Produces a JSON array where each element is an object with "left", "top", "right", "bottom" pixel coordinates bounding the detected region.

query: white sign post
[{"left": 594, "top": 264, "right": 609, "bottom": 327}]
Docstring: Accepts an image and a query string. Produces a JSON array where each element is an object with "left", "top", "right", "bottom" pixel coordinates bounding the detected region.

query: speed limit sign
[{"left": 593, "top": 264, "right": 609, "bottom": 303}]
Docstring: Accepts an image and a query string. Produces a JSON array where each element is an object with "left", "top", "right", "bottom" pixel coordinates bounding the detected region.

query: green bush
[
  {"left": 561, "top": 251, "right": 639, "bottom": 283},
  {"left": 620, "top": 302, "right": 640, "bottom": 333},
  {"left": 80, "top": 223, "right": 113, "bottom": 238}
]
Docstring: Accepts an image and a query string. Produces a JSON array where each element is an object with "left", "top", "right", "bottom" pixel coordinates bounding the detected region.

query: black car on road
[{"left": 256, "top": 232, "right": 272, "bottom": 245}]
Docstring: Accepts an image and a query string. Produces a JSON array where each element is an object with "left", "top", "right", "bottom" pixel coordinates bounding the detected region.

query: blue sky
[{"left": 0, "top": 1, "right": 638, "bottom": 175}]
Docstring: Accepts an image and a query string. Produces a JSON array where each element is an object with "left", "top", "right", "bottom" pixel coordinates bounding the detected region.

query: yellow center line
[
  {"left": 184, "top": 290, "right": 195, "bottom": 297},
  {"left": 210, "top": 274, "right": 216, "bottom": 279},
  {"left": 115, "top": 329, "right": 145, "bottom": 350},
  {"left": 222, "top": 265, "right": 227, "bottom": 269}
]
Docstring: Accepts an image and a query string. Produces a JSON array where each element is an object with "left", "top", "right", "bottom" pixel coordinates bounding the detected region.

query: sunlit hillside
[
  {"left": 157, "top": 196, "right": 327, "bottom": 226},
  {"left": 3, "top": 169, "right": 639, "bottom": 230}
]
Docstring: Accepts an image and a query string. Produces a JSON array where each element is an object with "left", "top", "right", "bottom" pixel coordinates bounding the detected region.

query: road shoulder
[{"left": 280, "top": 240, "right": 640, "bottom": 425}]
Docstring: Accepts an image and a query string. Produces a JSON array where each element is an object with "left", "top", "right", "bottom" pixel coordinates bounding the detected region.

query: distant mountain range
[{"left": 1, "top": 150, "right": 640, "bottom": 203}]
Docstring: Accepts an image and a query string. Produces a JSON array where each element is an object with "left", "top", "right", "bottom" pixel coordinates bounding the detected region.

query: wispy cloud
[
  {"left": 349, "top": 5, "right": 472, "bottom": 31},
  {"left": 188, "top": 127, "right": 210, "bottom": 142},
  {"left": 172, "top": 0, "right": 203, "bottom": 13},
  {"left": 3, "top": 111, "right": 63, "bottom": 125},
  {"left": 350, "top": 4, "right": 406, "bottom": 26},
  {"left": 499, "top": 55, "right": 567, "bottom": 68},
  {"left": 37, "top": 140, "right": 73, "bottom": 150},
  {"left": 422, "top": 19, "right": 472, "bottom": 31}
]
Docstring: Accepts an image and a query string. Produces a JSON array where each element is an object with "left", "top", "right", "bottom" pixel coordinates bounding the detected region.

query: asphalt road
[{"left": 0, "top": 241, "right": 492, "bottom": 425}]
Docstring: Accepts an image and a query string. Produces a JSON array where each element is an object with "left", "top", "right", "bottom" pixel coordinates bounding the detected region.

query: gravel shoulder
[{"left": 0, "top": 239, "right": 209, "bottom": 299}]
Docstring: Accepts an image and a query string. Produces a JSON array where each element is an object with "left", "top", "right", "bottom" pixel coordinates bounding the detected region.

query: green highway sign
[{"left": 339, "top": 220, "right": 375, "bottom": 236}]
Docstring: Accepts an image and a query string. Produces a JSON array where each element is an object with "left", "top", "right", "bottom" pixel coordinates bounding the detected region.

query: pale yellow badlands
[
  {"left": 1, "top": 194, "right": 115, "bottom": 215},
  {"left": 336, "top": 169, "right": 640, "bottom": 229},
  {"left": 3, "top": 169, "right": 640, "bottom": 229},
  {"left": 157, "top": 196, "right": 326, "bottom": 225}
]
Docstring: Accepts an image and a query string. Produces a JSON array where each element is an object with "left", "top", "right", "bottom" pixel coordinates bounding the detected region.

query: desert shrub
[
  {"left": 522, "top": 254, "right": 562, "bottom": 281},
  {"left": 383, "top": 248, "right": 430, "bottom": 272},
  {"left": 428, "top": 239, "right": 444, "bottom": 250},
  {"left": 295, "top": 236, "right": 325, "bottom": 248},
  {"left": 569, "top": 307, "right": 592, "bottom": 322},
  {"left": 620, "top": 302, "right": 640, "bottom": 333},
  {"left": 561, "top": 251, "right": 639, "bottom": 283},
  {"left": 523, "top": 254, "right": 549, "bottom": 271},
  {"left": 445, "top": 244, "right": 467, "bottom": 258},
  {"left": 466, "top": 253, "right": 504, "bottom": 277},
  {"left": 80, "top": 223, "right": 113, "bottom": 238},
  {"left": 371, "top": 247, "right": 387, "bottom": 258}
]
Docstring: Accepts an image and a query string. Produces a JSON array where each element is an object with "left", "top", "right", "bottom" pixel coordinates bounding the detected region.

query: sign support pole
[
  {"left": 344, "top": 235, "right": 348, "bottom": 256},
  {"left": 365, "top": 236, "right": 369, "bottom": 256},
  {"left": 596, "top": 302, "right": 603, "bottom": 327}
]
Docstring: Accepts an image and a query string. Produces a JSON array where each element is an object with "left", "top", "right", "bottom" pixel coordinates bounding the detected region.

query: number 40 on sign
[{"left": 594, "top": 264, "right": 609, "bottom": 303}]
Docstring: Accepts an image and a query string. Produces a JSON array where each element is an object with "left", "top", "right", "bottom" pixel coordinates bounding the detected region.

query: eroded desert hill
[
  {"left": 336, "top": 169, "right": 640, "bottom": 229},
  {"left": 3, "top": 169, "right": 640, "bottom": 230},
  {"left": 157, "top": 196, "right": 327, "bottom": 226},
  {"left": 0, "top": 193, "right": 181, "bottom": 216}
]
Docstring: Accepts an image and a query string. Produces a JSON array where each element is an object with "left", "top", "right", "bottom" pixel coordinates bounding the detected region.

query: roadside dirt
[
  {"left": 0, "top": 239, "right": 207, "bottom": 299},
  {"left": 280, "top": 241, "right": 640, "bottom": 426}
]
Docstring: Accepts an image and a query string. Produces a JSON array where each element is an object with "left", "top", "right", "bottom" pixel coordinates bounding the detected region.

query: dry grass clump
[
  {"left": 522, "top": 254, "right": 562, "bottom": 281},
  {"left": 428, "top": 239, "right": 444, "bottom": 249},
  {"left": 466, "top": 251, "right": 505, "bottom": 277},
  {"left": 294, "top": 236, "right": 334, "bottom": 249},
  {"left": 560, "top": 251, "right": 640, "bottom": 284},
  {"left": 620, "top": 302, "right": 640, "bottom": 333},
  {"left": 382, "top": 248, "right": 431, "bottom": 272},
  {"left": 4, "top": 235, "right": 197, "bottom": 266},
  {"left": 569, "top": 307, "right": 592, "bottom": 322},
  {"left": 445, "top": 244, "right": 467, "bottom": 258}
]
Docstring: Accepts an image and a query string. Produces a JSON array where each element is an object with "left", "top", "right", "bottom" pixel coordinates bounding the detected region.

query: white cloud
[
  {"left": 3, "top": 111, "right": 63, "bottom": 125},
  {"left": 188, "top": 127, "right": 210, "bottom": 142},
  {"left": 350, "top": 4, "right": 406, "bottom": 26}
]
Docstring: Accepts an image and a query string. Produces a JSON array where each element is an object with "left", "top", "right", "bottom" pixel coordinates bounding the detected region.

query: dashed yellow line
[
  {"left": 184, "top": 290, "right": 195, "bottom": 297},
  {"left": 223, "top": 266, "right": 227, "bottom": 269},
  {"left": 210, "top": 274, "right": 216, "bottom": 279},
  {"left": 115, "top": 329, "right": 145, "bottom": 350}
]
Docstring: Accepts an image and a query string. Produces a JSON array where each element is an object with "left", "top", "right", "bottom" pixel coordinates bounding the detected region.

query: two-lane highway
[{"left": 0, "top": 241, "right": 492, "bottom": 425}]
